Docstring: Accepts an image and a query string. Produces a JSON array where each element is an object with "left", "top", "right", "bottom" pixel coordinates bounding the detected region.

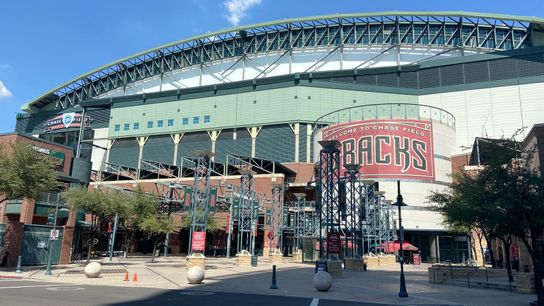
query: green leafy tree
[
  {"left": 0, "top": 142, "right": 59, "bottom": 204},
  {"left": 62, "top": 187, "right": 130, "bottom": 264},
  {"left": 122, "top": 186, "right": 157, "bottom": 256},
  {"left": 138, "top": 214, "right": 177, "bottom": 263},
  {"left": 430, "top": 140, "right": 544, "bottom": 306}
]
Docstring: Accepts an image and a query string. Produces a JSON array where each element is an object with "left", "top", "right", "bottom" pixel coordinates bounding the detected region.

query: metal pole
[
  {"left": 44, "top": 194, "right": 60, "bottom": 275},
  {"left": 396, "top": 180, "right": 408, "bottom": 298},
  {"left": 109, "top": 213, "right": 119, "bottom": 261},
  {"left": 226, "top": 200, "right": 233, "bottom": 259}
]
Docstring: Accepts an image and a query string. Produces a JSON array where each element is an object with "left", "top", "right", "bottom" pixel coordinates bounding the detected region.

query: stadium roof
[{"left": 22, "top": 11, "right": 544, "bottom": 112}]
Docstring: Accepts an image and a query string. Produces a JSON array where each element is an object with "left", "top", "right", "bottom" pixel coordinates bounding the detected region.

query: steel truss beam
[
  {"left": 268, "top": 184, "right": 284, "bottom": 253},
  {"left": 187, "top": 152, "right": 213, "bottom": 254},
  {"left": 27, "top": 13, "right": 536, "bottom": 110},
  {"left": 237, "top": 170, "right": 258, "bottom": 254}
]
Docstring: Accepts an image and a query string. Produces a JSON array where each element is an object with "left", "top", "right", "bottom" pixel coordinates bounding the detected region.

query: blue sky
[{"left": 0, "top": 0, "right": 542, "bottom": 133}]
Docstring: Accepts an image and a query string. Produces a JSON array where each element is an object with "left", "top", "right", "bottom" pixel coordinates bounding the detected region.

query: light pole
[
  {"left": 44, "top": 193, "right": 69, "bottom": 276},
  {"left": 391, "top": 180, "right": 408, "bottom": 297}
]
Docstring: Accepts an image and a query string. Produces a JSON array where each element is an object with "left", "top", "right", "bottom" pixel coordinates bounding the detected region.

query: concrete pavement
[{"left": 0, "top": 256, "right": 536, "bottom": 306}]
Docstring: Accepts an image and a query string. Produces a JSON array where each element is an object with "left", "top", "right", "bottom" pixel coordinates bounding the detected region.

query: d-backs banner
[{"left": 322, "top": 119, "right": 434, "bottom": 180}]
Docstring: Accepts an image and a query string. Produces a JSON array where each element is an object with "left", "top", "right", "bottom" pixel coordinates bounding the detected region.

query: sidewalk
[{"left": 0, "top": 257, "right": 536, "bottom": 306}]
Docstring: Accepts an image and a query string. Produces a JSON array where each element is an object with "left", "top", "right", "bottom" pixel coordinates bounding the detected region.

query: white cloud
[
  {"left": 0, "top": 81, "right": 13, "bottom": 99},
  {"left": 223, "top": 0, "right": 262, "bottom": 26}
]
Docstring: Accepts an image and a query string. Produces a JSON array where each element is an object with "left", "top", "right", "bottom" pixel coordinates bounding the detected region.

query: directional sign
[{"left": 49, "top": 229, "right": 60, "bottom": 240}]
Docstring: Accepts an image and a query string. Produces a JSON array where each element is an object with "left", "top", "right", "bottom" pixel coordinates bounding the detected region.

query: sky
[{"left": 0, "top": 0, "right": 543, "bottom": 133}]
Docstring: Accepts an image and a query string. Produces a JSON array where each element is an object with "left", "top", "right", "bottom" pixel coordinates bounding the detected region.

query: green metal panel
[
  {"left": 108, "top": 86, "right": 418, "bottom": 138},
  {"left": 255, "top": 124, "right": 295, "bottom": 162},
  {"left": 299, "top": 123, "right": 307, "bottom": 162},
  {"left": 109, "top": 138, "right": 139, "bottom": 168},
  {"left": 21, "top": 225, "right": 63, "bottom": 265},
  {"left": 214, "top": 129, "right": 251, "bottom": 163},
  {"left": 143, "top": 135, "right": 175, "bottom": 164},
  {"left": 177, "top": 132, "right": 211, "bottom": 163}
]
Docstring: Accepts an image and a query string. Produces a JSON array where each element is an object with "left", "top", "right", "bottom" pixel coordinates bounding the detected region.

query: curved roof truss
[{"left": 24, "top": 11, "right": 544, "bottom": 112}]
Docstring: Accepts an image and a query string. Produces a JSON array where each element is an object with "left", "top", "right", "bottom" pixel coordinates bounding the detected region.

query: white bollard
[
  {"left": 313, "top": 271, "right": 333, "bottom": 292},
  {"left": 84, "top": 262, "right": 102, "bottom": 278},
  {"left": 187, "top": 266, "right": 205, "bottom": 284}
]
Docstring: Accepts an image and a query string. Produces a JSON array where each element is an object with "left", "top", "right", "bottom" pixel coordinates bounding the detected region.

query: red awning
[{"left": 382, "top": 241, "right": 419, "bottom": 252}]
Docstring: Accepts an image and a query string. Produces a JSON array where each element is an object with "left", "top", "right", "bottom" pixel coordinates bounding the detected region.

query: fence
[{"left": 428, "top": 263, "right": 516, "bottom": 292}]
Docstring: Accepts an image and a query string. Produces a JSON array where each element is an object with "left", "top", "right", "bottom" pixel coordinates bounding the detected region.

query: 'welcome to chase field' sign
[{"left": 322, "top": 119, "right": 435, "bottom": 181}]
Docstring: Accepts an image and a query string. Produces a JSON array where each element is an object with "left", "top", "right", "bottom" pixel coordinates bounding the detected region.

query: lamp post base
[
  {"left": 44, "top": 259, "right": 52, "bottom": 276},
  {"left": 399, "top": 272, "right": 408, "bottom": 297}
]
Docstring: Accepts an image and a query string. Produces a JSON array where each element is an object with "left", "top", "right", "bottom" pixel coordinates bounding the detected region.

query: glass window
[
  {"left": 157, "top": 120, "right": 164, "bottom": 128},
  {"left": 133, "top": 122, "right": 139, "bottom": 130},
  {"left": 147, "top": 121, "right": 153, "bottom": 128},
  {"left": 193, "top": 116, "right": 199, "bottom": 124},
  {"left": 204, "top": 115, "right": 210, "bottom": 123},
  {"left": 123, "top": 123, "right": 130, "bottom": 131},
  {"left": 182, "top": 118, "right": 189, "bottom": 125},
  {"left": 114, "top": 124, "right": 120, "bottom": 132},
  {"left": 167, "top": 119, "right": 174, "bottom": 127}
]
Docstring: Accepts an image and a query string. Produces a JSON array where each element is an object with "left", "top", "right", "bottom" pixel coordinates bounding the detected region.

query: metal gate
[{"left": 21, "top": 225, "right": 63, "bottom": 265}]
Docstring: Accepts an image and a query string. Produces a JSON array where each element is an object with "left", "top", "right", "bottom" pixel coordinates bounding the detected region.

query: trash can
[{"left": 251, "top": 255, "right": 258, "bottom": 267}]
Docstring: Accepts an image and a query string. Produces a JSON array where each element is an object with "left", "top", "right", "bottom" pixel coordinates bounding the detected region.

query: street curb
[{"left": 0, "top": 275, "right": 23, "bottom": 279}]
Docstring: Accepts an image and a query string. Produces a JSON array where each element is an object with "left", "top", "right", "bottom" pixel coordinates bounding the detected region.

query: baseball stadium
[{"left": 5, "top": 11, "right": 544, "bottom": 266}]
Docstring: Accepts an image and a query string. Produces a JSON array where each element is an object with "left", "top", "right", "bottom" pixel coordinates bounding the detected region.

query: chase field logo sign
[
  {"left": 44, "top": 112, "right": 92, "bottom": 132},
  {"left": 322, "top": 119, "right": 435, "bottom": 181}
]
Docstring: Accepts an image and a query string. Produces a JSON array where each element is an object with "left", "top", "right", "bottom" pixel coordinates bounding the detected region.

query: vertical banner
[
  {"left": 184, "top": 187, "right": 193, "bottom": 210},
  {"left": 327, "top": 232, "right": 341, "bottom": 253},
  {"left": 191, "top": 231, "right": 206, "bottom": 251},
  {"left": 322, "top": 120, "right": 434, "bottom": 180},
  {"left": 209, "top": 188, "right": 217, "bottom": 212}
]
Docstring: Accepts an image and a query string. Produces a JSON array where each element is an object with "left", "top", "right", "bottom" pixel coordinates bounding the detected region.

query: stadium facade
[{"left": 12, "top": 12, "right": 544, "bottom": 262}]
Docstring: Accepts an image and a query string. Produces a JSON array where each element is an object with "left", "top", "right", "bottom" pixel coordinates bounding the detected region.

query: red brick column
[
  {"left": 19, "top": 197, "right": 36, "bottom": 224},
  {"left": 59, "top": 226, "right": 74, "bottom": 264},
  {"left": 1, "top": 221, "right": 24, "bottom": 267},
  {"left": 0, "top": 199, "right": 7, "bottom": 224}
]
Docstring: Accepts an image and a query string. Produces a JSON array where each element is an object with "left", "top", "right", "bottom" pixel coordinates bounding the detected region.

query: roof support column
[
  {"left": 290, "top": 123, "right": 300, "bottom": 163},
  {"left": 207, "top": 130, "right": 221, "bottom": 161},
  {"left": 171, "top": 133, "right": 184, "bottom": 165},
  {"left": 136, "top": 136, "right": 148, "bottom": 179},
  {"left": 104, "top": 139, "right": 116, "bottom": 164},
  {"left": 247, "top": 126, "right": 262, "bottom": 158},
  {"left": 306, "top": 124, "right": 315, "bottom": 163}
]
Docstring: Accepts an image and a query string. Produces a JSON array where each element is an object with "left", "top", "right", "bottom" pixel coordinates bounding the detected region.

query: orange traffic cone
[
  {"left": 123, "top": 272, "right": 129, "bottom": 281},
  {"left": 132, "top": 272, "right": 138, "bottom": 282}
]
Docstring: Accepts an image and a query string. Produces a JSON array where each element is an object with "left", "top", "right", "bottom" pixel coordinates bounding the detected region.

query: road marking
[
  {"left": 46, "top": 286, "right": 85, "bottom": 291},
  {"left": 0, "top": 284, "right": 71, "bottom": 290},
  {"left": 310, "top": 298, "right": 319, "bottom": 306},
  {"left": 179, "top": 291, "right": 215, "bottom": 296}
]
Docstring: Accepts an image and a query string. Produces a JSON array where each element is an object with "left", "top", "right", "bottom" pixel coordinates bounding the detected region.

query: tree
[
  {"left": 180, "top": 209, "right": 219, "bottom": 232},
  {"left": 121, "top": 186, "right": 157, "bottom": 256},
  {"left": 138, "top": 214, "right": 177, "bottom": 263},
  {"left": 429, "top": 141, "right": 544, "bottom": 306},
  {"left": 62, "top": 187, "right": 131, "bottom": 264},
  {"left": 0, "top": 142, "right": 59, "bottom": 204}
]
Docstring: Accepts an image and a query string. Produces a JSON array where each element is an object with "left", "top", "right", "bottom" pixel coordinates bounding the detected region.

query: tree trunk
[
  {"left": 520, "top": 234, "right": 543, "bottom": 306},
  {"left": 484, "top": 232, "right": 496, "bottom": 268},
  {"left": 86, "top": 215, "right": 98, "bottom": 265},
  {"left": 151, "top": 238, "right": 158, "bottom": 263},
  {"left": 500, "top": 237, "right": 514, "bottom": 282}
]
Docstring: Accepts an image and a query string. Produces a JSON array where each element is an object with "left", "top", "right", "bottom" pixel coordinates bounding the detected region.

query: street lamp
[
  {"left": 44, "top": 193, "right": 70, "bottom": 276},
  {"left": 391, "top": 180, "right": 408, "bottom": 298}
]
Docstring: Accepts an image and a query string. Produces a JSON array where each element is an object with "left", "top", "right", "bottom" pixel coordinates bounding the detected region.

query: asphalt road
[{"left": 0, "top": 279, "right": 407, "bottom": 306}]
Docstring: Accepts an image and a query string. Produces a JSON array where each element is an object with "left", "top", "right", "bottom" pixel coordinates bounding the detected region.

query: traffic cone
[
  {"left": 132, "top": 272, "right": 138, "bottom": 282},
  {"left": 123, "top": 272, "right": 129, "bottom": 281}
]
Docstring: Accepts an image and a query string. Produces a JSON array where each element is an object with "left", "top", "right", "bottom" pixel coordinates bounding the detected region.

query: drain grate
[{"left": 64, "top": 268, "right": 127, "bottom": 275}]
